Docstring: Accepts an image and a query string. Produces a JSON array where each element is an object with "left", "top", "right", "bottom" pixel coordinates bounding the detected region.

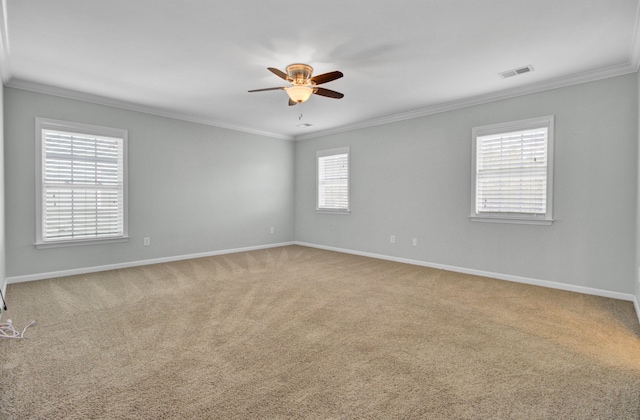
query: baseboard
[
  {"left": 295, "top": 242, "right": 637, "bottom": 303},
  {"left": 6, "top": 241, "right": 640, "bottom": 324},
  {"left": 6, "top": 242, "right": 296, "bottom": 284}
]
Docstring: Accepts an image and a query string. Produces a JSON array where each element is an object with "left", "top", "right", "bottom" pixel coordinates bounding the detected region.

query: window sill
[
  {"left": 316, "top": 209, "right": 351, "bottom": 215},
  {"left": 36, "top": 236, "right": 129, "bottom": 249},
  {"left": 469, "top": 216, "right": 553, "bottom": 226}
]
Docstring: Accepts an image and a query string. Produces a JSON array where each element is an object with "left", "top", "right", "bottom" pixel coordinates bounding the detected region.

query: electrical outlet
[
  {"left": 390, "top": 235, "right": 395, "bottom": 244},
  {"left": 412, "top": 238, "right": 418, "bottom": 246},
  {"left": 270, "top": 227, "right": 275, "bottom": 234},
  {"left": 144, "top": 237, "right": 150, "bottom": 246}
]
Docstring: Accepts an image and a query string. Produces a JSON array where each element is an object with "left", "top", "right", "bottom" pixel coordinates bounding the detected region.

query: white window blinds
[
  {"left": 476, "top": 127, "right": 548, "bottom": 214},
  {"left": 317, "top": 148, "right": 350, "bottom": 212},
  {"left": 471, "top": 116, "right": 554, "bottom": 224},
  {"left": 37, "top": 119, "right": 128, "bottom": 246}
]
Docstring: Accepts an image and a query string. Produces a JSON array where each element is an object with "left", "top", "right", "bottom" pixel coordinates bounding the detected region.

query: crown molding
[
  {"left": 5, "top": 78, "right": 294, "bottom": 141},
  {"left": 4, "top": 61, "right": 637, "bottom": 143},
  {"left": 295, "top": 62, "right": 638, "bottom": 141}
]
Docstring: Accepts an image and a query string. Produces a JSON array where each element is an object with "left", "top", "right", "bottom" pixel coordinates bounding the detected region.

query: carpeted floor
[{"left": 1, "top": 245, "right": 639, "bottom": 419}]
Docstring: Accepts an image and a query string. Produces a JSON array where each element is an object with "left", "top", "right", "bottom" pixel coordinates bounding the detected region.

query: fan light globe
[{"left": 286, "top": 85, "right": 313, "bottom": 103}]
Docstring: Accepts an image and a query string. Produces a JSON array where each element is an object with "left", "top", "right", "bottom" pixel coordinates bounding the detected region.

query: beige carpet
[{"left": 1, "top": 245, "right": 639, "bottom": 419}]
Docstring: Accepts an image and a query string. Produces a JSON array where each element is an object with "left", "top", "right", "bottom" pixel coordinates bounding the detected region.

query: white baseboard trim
[
  {"left": 6, "top": 242, "right": 295, "bottom": 284},
  {"left": 6, "top": 241, "right": 639, "bottom": 324},
  {"left": 295, "top": 242, "right": 637, "bottom": 303}
]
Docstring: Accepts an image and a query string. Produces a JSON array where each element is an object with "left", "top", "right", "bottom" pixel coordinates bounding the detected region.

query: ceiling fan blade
[
  {"left": 268, "top": 67, "right": 290, "bottom": 81},
  {"left": 288, "top": 98, "right": 298, "bottom": 106},
  {"left": 313, "top": 87, "right": 344, "bottom": 99},
  {"left": 248, "top": 87, "right": 286, "bottom": 92},
  {"left": 309, "top": 71, "right": 343, "bottom": 85}
]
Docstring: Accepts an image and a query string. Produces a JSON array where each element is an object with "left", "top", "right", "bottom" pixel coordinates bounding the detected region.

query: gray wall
[
  {"left": 5, "top": 74, "right": 639, "bottom": 300},
  {"left": 5, "top": 88, "right": 295, "bottom": 278},
  {"left": 295, "top": 74, "right": 638, "bottom": 295}
]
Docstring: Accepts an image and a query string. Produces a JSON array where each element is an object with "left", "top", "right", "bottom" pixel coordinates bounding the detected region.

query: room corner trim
[
  {"left": 0, "top": 0, "right": 11, "bottom": 84},
  {"left": 630, "top": 0, "right": 640, "bottom": 71}
]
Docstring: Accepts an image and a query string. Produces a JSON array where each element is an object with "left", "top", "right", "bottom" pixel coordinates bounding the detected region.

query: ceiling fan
[{"left": 248, "top": 63, "right": 344, "bottom": 106}]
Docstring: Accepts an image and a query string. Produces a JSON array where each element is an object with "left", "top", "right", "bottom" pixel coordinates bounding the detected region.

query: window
[
  {"left": 36, "top": 118, "right": 128, "bottom": 248},
  {"left": 317, "top": 147, "right": 350, "bottom": 213},
  {"left": 471, "top": 115, "right": 554, "bottom": 225}
]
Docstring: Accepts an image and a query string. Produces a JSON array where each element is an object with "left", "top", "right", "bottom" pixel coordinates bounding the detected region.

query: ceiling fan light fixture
[
  {"left": 249, "top": 64, "right": 343, "bottom": 106},
  {"left": 286, "top": 85, "right": 313, "bottom": 103}
]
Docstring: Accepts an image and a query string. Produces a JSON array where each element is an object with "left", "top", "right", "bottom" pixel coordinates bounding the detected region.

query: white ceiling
[{"left": 2, "top": 0, "right": 639, "bottom": 140}]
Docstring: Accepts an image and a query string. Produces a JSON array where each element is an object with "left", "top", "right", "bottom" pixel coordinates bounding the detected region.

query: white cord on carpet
[{"left": 0, "top": 318, "right": 36, "bottom": 339}]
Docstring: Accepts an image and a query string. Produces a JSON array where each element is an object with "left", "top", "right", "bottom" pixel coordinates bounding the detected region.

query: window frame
[
  {"left": 35, "top": 117, "right": 129, "bottom": 248},
  {"left": 470, "top": 115, "right": 555, "bottom": 225},
  {"left": 316, "top": 147, "right": 351, "bottom": 214}
]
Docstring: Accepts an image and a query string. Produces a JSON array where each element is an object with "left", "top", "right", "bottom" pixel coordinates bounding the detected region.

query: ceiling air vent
[{"left": 499, "top": 65, "right": 534, "bottom": 79}]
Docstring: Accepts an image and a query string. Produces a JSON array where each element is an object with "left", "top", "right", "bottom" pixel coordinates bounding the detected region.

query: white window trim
[
  {"left": 35, "top": 118, "right": 129, "bottom": 248},
  {"left": 316, "top": 147, "right": 351, "bottom": 214},
  {"left": 470, "top": 115, "right": 554, "bottom": 225}
]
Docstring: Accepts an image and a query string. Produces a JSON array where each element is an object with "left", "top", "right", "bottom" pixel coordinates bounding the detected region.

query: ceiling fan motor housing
[{"left": 286, "top": 64, "right": 313, "bottom": 85}]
